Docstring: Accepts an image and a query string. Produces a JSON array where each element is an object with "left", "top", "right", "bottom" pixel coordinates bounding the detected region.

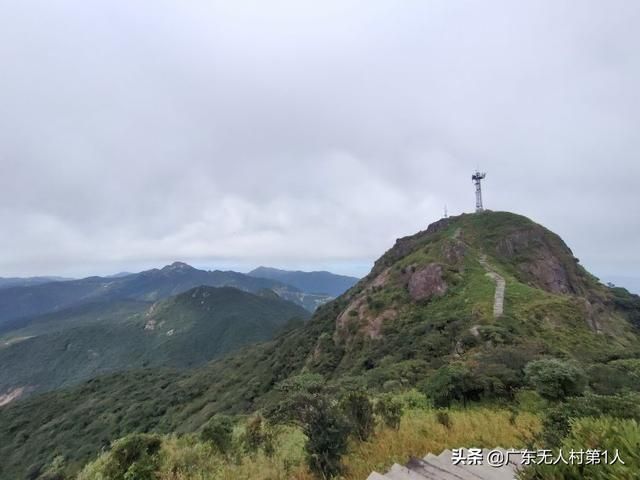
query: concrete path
[
  {"left": 367, "top": 448, "right": 522, "bottom": 480},
  {"left": 478, "top": 255, "right": 505, "bottom": 318}
]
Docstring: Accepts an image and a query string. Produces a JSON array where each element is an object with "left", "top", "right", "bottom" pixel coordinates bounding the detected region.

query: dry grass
[
  {"left": 157, "top": 427, "right": 311, "bottom": 480},
  {"left": 343, "top": 407, "right": 540, "bottom": 479},
  {"left": 152, "top": 407, "right": 539, "bottom": 480}
]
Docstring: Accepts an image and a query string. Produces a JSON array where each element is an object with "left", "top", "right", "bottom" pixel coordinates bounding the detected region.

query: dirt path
[{"left": 479, "top": 255, "right": 505, "bottom": 318}]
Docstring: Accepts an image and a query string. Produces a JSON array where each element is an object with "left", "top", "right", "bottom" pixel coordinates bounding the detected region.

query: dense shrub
[
  {"left": 200, "top": 415, "right": 235, "bottom": 455},
  {"left": 524, "top": 358, "right": 586, "bottom": 401},
  {"left": 587, "top": 359, "right": 640, "bottom": 395},
  {"left": 31, "top": 456, "right": 67, "bottom": 480},
  {"left": 304, "top": 402, "right": 351, "bottom": 478},
  {"left": 85, "top": 434, "right": 163, "bottom": 480},
  {"left": 374, "top": 395, "right": 403, "bottom": 430},
  {"left": 340, "top": 391, "right": 375, "bottom": 441},
  {"left": 540, "top": 392, "right": 640, "bottom": 447},
  {"left": 241, "top": 415, "right": 274, "bottom": 457},
  {"left": 422, "top": 364, "right": 484, "bottom": 407},
  {"left": 523, "top": 417, "right": 640, "bottom": 479},
  {"left": 266, "top": 376, "right": 351, "bottom": 478}
]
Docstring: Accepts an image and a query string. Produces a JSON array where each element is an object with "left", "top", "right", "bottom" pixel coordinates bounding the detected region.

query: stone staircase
[
  {"left": 366, "top": 448, "right": 523, "bottom": 480},
  {"left": 478, "top": 255, "right": 506, "bottom": 318}
]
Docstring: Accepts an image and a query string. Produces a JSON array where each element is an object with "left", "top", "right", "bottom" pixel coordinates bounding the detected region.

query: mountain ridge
[
  {"left": 0, "top": 285, "right": 309, "bottom": 402},
  {"left": 249, "top": 266, "right": 359, "bottom": 296},
  {"left": 0, "top": 263, "right": 319, "bottom": 328},
  {"left": 1, "top": 211, "right": 639, "bottom": 478}
]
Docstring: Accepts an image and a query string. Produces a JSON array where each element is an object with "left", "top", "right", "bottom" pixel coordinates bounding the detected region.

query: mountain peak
[{"left": 161, "top": 261, "right": 196, "bottom": 272}]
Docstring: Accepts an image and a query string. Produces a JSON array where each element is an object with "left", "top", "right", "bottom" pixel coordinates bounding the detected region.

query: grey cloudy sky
[{"left": 1, "top": 1, "right": 639, "bottom": 288}]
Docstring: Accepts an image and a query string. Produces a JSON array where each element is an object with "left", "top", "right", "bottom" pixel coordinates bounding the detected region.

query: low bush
[
  {"left": 524, "top": 358, "right": 586, "bottom": 401},
  {"left": 374, "top": 395, "right": 403, "bottom": 430},
  {"left": 341, "top": 391, "right": 375, "bottom": 441},
  {"left": 523, "top": 417, "right": 640, "bottom": 479},
  {"left": 200, "top": 415, "right": 235, "bottom": 456},
  {"left": 78, "top": 433, "right": 162, "bottom": 480}
]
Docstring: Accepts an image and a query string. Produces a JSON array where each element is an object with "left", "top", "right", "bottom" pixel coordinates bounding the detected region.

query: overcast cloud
[{"left": 1, "top": 1, "right": 639, "bottom": 288}]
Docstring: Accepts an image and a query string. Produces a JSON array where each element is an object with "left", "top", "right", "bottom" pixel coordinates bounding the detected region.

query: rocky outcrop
[
  {"left": 336, "top": 295, "right": 396, "bottom": 339},
  {"left": 520, "top": 256, "right": 572, "bottom": 294},
  {"left": 407, "top": 263, "right": 448, "bottom": 302},
  {"left": 441, "top": 238, "right": 466, "bottom": 266},
  {"left": 496, "top": 227, "right": 580, "bottom": 295},
  {"left": 0, "top": 387, "right": 27, "bottom": 407}
]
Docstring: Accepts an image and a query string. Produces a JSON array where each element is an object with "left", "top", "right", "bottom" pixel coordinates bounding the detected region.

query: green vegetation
[
  {"left": 2, "top": 211, "right": 640, "bottom": 479},
  {"left": 0, "top": 286, "right": 308, "bottom": 397},
  {"left": 524, "top": 358, "right": 587, "bottom": 401},
  {"left": 0, "top": 261, "right": 312, "bottom": 327},
  {"left": 72, "top": 393, "right": 540, "bottom": 480},
  {"left": 523, "top": 417, "right": 640, "bottom": 480},
  {"left": 200, "top": 415, "right": 235, "bottom": 455}
]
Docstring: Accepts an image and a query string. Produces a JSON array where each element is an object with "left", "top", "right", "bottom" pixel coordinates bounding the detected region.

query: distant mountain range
[
  {"left": 0, "top": 276, "right": 72, "bottom": 289},
  {"left": 0, "top": 263, "right": 356, "bottom": 402},
  {"left": 249, "top": 266, "right": 359, "bottom": 296},
  {"left": 0, "top": 262, "right": 348, "bottom": 329},
  {"left": 1, "top": 212, "right": 640, "bottom": 478},
  {"left": 0, "top": 286, "right": 308, "bottom": 399}
]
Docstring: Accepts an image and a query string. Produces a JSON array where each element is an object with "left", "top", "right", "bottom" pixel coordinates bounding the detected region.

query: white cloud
[{"left": 0, "top": 1, "right": 639, "bottom": 281}]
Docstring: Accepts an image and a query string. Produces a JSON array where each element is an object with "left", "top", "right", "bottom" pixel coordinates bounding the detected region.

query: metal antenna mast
[{"left": 471, "top": 170, "right": 486, "bottom": 212}]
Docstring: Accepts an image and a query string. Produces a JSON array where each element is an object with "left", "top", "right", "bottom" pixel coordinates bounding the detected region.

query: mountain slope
[
  {"left": 0, "top": 262, "right": 316, "bottom": 328},
  {"left": 2, "top": 211, "right": 640, "bottom": 478},
  {"left": 249, "top": 266, "right": 359, "bottom": 296},
  {"left": 0, "top": 276, "right": 71, "bottom": 289},
  {"left": 0, "top": 286, "right": 308, "bottom": 401}
]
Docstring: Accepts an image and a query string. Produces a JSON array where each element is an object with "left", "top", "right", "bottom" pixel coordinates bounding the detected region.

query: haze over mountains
[
  {"left": 0, "top": 276, "right": 72, "bottom": 289},
  {"left": 2, "top": 211, "right": 639, "bottom": 478},
  {"left": 0, "top": 262, "right": 352, "bottom": 330},
  {"left": 0, "top": 264, "right": 356, "bottom": 403},
  {"left": 249, "top": 266, "right": 359, "bottom": 296},
  {"left": 0, "top": 286, "right": 308, "bottom": 399}
]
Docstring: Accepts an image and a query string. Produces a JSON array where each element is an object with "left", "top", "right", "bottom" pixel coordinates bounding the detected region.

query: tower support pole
[{"left": 471, "top": 171, "right": 486, "bottom": 212}]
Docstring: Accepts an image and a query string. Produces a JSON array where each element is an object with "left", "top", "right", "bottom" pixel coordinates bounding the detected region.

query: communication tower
[{"left": 472, "top": 170, "right": 486, "bottom": 212}]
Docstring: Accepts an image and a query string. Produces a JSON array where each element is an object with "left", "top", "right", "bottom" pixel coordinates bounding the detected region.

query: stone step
[
  {"left": 422, "top": 453, "right": 488, "bottom": 480},
  {"left": 367, "top": 447, "right": 520, "bottom": 480},
  {"left": 438, "top": 449, "right": 516, "bottom": 480},
  {"left": 407, "top": 456, "right": 473, "bottom": 480},
  {"left": 386, "top": 463, "right": 431, "bottom": 480},
  {"left": 367, "top": 472, "right": 391, "bottom": 480}
]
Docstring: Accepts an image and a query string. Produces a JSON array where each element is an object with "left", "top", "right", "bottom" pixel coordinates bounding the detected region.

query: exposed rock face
[
  {"left": 520, "top": 256, "right": 572, "bottom": 294},
  {"left": 496, "top": 227, "right": 578, "bottom": 295},
  {"left": 0, "top": 387, "right": 26, "bottom": 407},
  {"left": 335, "top": 267, "right": 397, "bottom": 340},
  {"left": 582, "top": 299, "right": 604, "bottom": 333},
  {"left": 441, "top": 238, "right": 466, "bottom": 266},
  {"left": 336, "top": 295, "right": 397, "bottom": 340},
  {"left": 407, "top": 263, "right": 447, "bottom": 301}
]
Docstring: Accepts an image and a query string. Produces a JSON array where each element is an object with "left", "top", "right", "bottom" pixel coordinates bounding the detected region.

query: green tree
[
  {"left": 524, "top": 358, "right": 586, "bottom": 401},
  {"left": 423, "top": 364, "right": 484, "bottom": 407},
  {"left": 267, "top": 376, "right": 351, "bottom": 478},
  {"left": 340, "top": 391, "right": 375, "bottom": 441}
]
